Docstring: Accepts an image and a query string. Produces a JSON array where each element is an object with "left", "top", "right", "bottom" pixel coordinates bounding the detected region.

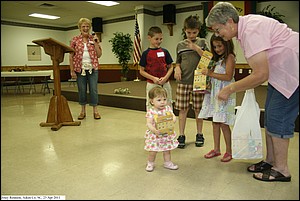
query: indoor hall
[
  {"left": 1, "top": 1, "right": 299, "bottom": 200},
  {"left": 1, "top": 82, "right": 299, "bottom": 200}
]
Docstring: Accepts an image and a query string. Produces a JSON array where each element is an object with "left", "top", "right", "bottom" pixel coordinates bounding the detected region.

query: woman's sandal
[
  {"left": 253, "top": 169, "right": 291, "bottom": 182},
  {"left": 247, "top": 160, "right": 273, "bottom": 173},
  {"left": 204, "top": 150, "right": 221, "bottom": 159},
  {"left": 78, "top": 113, "right": 86, "bottom": 120},
  {"left": 94, "top": 112, "right": 101, "bottom": 120}
]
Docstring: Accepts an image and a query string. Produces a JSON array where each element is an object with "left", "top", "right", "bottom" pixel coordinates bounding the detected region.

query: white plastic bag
[{"left": 232, "top": 89, "right": 263, "bottom": 159}]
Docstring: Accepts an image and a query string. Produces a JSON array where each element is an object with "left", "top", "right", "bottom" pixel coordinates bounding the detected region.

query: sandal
[
  {"left": 77, "top": 113, "right": 86, "bottom": 120},
  {"left": 247, "top": 160, "right": 273, "bottom": 173},
  {"left": 204, "top": 150, "right": 221, "bottom": 159},
  {"left": 221, "top": 152, "right": 232, "bottom": 162},
  {"left": 94, "top": 112, "right": 101, "bottom": 119},
  {"left": 253, "top": 168, "right": 291, "bottom": 182}
]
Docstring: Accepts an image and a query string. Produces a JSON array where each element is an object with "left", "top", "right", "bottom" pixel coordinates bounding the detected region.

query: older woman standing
[
  {"left": 206, "top": 2, "right": 299, "bottom": 182},
  {"left": 70, "top": 18, "right": 102, "bottom": 120}
]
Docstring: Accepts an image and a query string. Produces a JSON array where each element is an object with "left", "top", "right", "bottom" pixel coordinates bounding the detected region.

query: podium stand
[
  {"left": 133, "top": 62, "right": 140, "bottom": 81},
  {"left": 33, "top": 38, "right": 81, "bottom": 131}
]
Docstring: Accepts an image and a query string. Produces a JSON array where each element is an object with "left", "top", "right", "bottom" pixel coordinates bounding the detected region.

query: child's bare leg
[
  {"left": 146, "top": 151, "right": 157, "bottom": 172},
  {"left": 178, "top": 109, "right": 188, "bottom": 135},
  {"left": 194, "top": 109, "right": 203, "bottom": 134},
  {"left": 163, "top": 150, "right": 171, "bottom": 162},
  {"left": 220, "top": 124, "right": 232, "bottom": 154},
  {"left": 220, "top": 123, "right": 233, "bottom": 162},
  {"left": 212, "top": 122, "right": 221, "bottom": 152},
  {"left": 148, "top": 151, "right": 157, "bottom": 162}
]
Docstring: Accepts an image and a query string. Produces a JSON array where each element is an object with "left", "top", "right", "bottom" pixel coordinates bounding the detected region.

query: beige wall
[{"left": 1, "top": 1, "right": 298, "bottom": 67}]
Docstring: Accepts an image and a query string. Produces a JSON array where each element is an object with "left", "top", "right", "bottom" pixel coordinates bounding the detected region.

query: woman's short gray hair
[{"left": 205, "top": 2, "right": 239, "bottom": 27}]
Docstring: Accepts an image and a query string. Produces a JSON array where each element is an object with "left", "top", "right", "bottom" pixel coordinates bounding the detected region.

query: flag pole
[{"left": 134, "top": 10, "right": 140, "bottom": 82}]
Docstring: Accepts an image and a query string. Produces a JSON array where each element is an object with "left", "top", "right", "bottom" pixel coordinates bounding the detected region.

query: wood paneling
[{"left": 1, "top": 63, "right": 251, "bottom": 83}]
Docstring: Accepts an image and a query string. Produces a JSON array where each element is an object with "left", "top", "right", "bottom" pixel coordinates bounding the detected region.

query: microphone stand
[{"left": 133, "top": 62, "right": 140, "bottom": 81}]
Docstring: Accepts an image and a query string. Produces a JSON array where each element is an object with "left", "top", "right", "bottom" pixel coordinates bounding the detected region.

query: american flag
[{"left": 133, "top": 16, "right": 142, "bottom": 65}]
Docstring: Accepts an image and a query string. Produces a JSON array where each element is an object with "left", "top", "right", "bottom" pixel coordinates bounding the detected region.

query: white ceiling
[{"left": 1, "top": 1, "right": 198, "bottom": 27}]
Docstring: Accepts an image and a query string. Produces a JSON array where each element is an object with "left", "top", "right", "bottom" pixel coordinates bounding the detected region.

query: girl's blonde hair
[
  {"left": 148, "top": 86, "right": 167, "bottom": 100},
  {"left": 78, "top": 18, "right": 91, "bottom": 30}
]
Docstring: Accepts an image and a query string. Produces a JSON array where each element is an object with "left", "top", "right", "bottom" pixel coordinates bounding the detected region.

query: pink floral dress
[{"left": 144, "top": 105, "right": 179, "bottom": 152}]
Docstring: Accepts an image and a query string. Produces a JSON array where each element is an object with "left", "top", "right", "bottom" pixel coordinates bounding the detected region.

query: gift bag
[{"left": 232, "top": 89, "right": 263, "bottom": 159}]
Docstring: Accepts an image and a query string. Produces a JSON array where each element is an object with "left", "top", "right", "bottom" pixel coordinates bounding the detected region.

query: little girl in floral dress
[{"left": 144, "top": 86, "right": 179, "bottom": 172}]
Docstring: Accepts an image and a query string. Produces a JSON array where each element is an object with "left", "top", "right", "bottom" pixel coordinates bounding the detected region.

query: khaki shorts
[{"left": 174, "top": 83, "right": 204, "bottom": 111}]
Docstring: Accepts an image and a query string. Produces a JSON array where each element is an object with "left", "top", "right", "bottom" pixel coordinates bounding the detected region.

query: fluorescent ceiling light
[
  {"left": 29, "top": 13, "right": 60, "bottom": 20},
  {"left": 87, "top": 1, "right": 119, "bottom": 6}
]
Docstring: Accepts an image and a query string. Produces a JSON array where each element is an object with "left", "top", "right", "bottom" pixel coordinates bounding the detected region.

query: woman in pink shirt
[{"left": 206, "top": 2, "right": 298, "bottom": 182}]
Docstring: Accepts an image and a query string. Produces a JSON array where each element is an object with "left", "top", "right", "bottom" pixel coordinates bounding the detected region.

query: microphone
[{"left": 91, "top": 32, "right": 98, "bottom": 43}]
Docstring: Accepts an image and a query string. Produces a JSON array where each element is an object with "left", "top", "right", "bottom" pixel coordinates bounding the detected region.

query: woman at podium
[{"left": 69, "top": 18, "right": 102, "bottom": 120}]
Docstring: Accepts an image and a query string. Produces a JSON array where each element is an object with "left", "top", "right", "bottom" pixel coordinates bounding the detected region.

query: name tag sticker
[{"left": 157, "top": 52, "right": 165, "bottom": 57}]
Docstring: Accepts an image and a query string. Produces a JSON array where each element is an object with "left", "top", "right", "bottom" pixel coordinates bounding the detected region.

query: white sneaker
[
  {"left": 146, "top": 161, "right": 155, "bottom": 172},
  {"left": 164, "top": 161, "right": 178, "bottom": 170}
]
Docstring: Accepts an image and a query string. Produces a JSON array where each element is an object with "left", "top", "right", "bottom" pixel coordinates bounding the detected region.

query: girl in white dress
[
  {"left": 198, "top": 34, "right": 236, "bottom": 162},
  {"left": 144, "top": 86, "right": 179, "bottom": 172}
]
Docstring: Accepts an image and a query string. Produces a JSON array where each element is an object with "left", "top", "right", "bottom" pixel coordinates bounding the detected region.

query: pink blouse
[{"left": 237, "top": 15, "right": 299, "bottom": 98}]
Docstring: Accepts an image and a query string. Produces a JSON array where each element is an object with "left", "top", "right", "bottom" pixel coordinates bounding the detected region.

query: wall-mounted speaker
[
  {"left": 163, "top": 4, "right": 176, "bottom": 24},
  {"left": 92, "top": 17, "right": 103, "bottom": 33}
]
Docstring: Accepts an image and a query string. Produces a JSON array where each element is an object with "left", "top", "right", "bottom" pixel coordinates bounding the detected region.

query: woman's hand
[
  {"left": 70, "top": 71, "right": 77, "bottom": 79},
  {"left": 218, "top": 85, "right": 231, "bottom": 101},
  {"left": 92, "top": 32, "right": 99, "bottom": 43}
]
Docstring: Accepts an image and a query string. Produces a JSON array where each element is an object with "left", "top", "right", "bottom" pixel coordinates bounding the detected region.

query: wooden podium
[{"left": 33, "top": 38, "right": 81, "bottom": 131}]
